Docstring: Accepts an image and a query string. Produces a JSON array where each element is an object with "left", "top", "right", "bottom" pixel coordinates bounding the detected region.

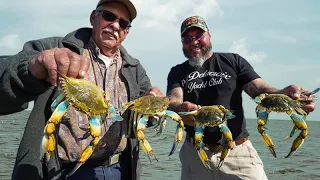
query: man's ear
[
  {"left": 125, "top": 28, "right": 130, "bottom": 35},
  {"left": 90, "top": 10, "right": 96, "bottom": 26}
]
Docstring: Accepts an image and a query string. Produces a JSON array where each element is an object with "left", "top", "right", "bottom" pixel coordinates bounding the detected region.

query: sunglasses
[
  {"left": 181, "top": 33, "right": 205, "bottom": 45},
  {"left": 98, "top": 10, "right": 131, "bottom": 29}
]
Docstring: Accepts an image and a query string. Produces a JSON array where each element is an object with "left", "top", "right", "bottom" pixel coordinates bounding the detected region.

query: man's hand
[
  {"left": 280, "top": 85, "right": 316, "bottom": 113},
  {"left": 144, "top": 86, "right": 164, "bottom": 97},
  {"left": 175, "top": 101, "right": 200, "bottom": 112},
  {"left": 175, "top": 101, "right": 201, "bottom": 126},
  {"left": 28, "top": 48, "right": 90, "bottom": 86}
]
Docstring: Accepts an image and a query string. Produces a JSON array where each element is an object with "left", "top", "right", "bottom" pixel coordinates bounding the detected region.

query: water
[{"left": 1, "top": 111, "right": 320, "bottom": 180}]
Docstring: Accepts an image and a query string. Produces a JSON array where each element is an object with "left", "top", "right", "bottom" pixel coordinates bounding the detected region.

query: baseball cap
[
  {"left": 181, "top": 16, "right": 209, "bottom": 36},
  {"left": 96, "top": 0, "right": 137, "bottom": 21}
]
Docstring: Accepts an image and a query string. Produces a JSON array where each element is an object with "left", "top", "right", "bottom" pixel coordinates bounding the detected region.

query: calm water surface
[{"left": 1, "top": 111, "right": 320, "bottom": 180}]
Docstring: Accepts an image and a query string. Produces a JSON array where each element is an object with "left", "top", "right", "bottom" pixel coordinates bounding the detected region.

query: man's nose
[{"left": 109, "top": 20, "right": 120, "bottom": 31}]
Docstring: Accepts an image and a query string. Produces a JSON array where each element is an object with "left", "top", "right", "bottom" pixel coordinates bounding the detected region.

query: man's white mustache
[{"left": 103, "top": 27, "right": 119, "bottom": 40}]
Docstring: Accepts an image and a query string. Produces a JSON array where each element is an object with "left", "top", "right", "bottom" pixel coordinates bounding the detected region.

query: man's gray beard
[
  {"left": 183, "top": 42, "right": 212, "bottom": 68},
  {"left": 188, "top": 57, "right": 206, "bottom": 68}
]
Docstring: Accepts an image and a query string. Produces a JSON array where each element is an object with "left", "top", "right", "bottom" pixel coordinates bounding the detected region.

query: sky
[{"left": 0, "top": 0, "right": 320, "bottom": 121}]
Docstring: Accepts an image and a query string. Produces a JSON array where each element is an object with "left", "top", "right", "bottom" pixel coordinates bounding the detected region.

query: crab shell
[
  {"left": 189, "top": 106, "right": 230, "bottom": 127},
  {"left": 255, "top": 93, "right": 302, "bottom": 113},
  {"left": 58, "top": 72, "right": 110, "bottom": 116},
  {"left": 126, "top": 95, "right": 170, "bottom": 115}
]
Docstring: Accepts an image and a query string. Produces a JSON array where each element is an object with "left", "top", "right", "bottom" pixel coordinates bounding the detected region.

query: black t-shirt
[{"left": 166, "top": 53, "right": 260, "bottom": 144}]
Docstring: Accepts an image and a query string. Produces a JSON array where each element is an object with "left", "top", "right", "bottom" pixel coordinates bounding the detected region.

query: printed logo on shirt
[{"left": 182, "top": 70, "right": 231, "bottom": 93}]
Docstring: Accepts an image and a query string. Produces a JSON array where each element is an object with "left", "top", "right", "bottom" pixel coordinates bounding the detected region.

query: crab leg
[
  {"left": 256, "top": 106, "right": 276, "bottom": 157},
  {"left": 284, "top": 108, "right": 307, "bottom": 140},
  {"left": 285, "top": 113, "right": 308, "bottom": 158},
  {"left": 40, "top": 100, "right": 68, "bottom": 164},
  {"left": 165, "top": 110, "right": 184, "bottom": 156},
  {"left": 194, "top": 124, "right": 211, "bottom": 170},
  {"left": 217, "top": 124, "right": 233, "bottom": 168},
  {"left": 157, "top": 118, "right": 166, "bottom": 134},
  {"left": 136, "top": 115, "right": 158, "bottom": 162},
  {"left": 66, "top": 116, "right": 102, "bottom": 177},
  {"left": 284, "top": 124, "right": 298, "bottom": 140},
  {"left": 108, "top": 106, "right": 123, "bottom": 121}
]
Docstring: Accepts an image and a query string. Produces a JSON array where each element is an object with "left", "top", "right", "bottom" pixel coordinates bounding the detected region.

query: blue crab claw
[
  {"left": 194, "top": 125, "right": 211, "bottom": 170},
  {"left": 285, "top": 113, "right": 308, "bottom": 158},
  {"left": 108, "top": 106, "right": 123, "bottom": 121},
  {"left": 164, "top": 110, "right": 184, "bottom": 156},
  {"left": 66, "top": 136, "right": 100, "bottom": 178},
  {"left": 40, "top": 101, "right": 68, "bottom": 163},
  {"left": 135, "top": 116, "right": 159, "bottom": 162},
  {"left": 40, "top": 135, "right": 56, "bottom": 163},
  {"left": 67, "top": 116, "right": 102, "bottom": 177},
  {"left": 169, "top": 120, "right": 184, "bottom": 156},
  {"left": 217, "top": 124, "right": 233, "bottom": 168},
  {"left": 256, "top": 110, "right": 276, "bottom": 157}
]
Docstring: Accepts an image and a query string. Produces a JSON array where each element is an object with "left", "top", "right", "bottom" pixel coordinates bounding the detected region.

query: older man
[
  {"left": 1, "top": 1, "right": 162, "bottom": 180},
  {"left": 166, "top": 16, "right": 315, "bottom": 180}
]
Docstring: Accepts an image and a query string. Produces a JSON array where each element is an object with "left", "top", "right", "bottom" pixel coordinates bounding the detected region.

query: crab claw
[
  {"left": 256, "top": 110, "right": 276, "bottom": 158},
  {"left": 217, "top": 124, "right": 233, "bottom": 168},
  {"left": 66, "top": 136, "right": 100, "bottom": 178},
  {"left": 285, "top": 113, "right": 308, "bottom": 158},
  {"left": 40, "top": 100, "right": 68, "bottom": 163},
  {"left": 169, "top": 120, "right": 184, "bottom": 156},
  {"left": 198, "top": 147, "right": 211, "bottom": 169},
  {"left": 138, "top": 130, "right": 159, "bottom": 162},
  {"left": 194, "top": 125, "right": 211, "bottom": 170},
  {"left": 40, "top": 134, "right": 56, "bottom": 163},
  {"left": 136, "top": 116, "right": 158, "bottom": 162}
]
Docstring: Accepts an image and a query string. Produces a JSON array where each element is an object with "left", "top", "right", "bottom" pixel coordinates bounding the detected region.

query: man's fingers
[
  {"left": 54, "top": 49, "right": 70, "bottom": 75},
  {"left": 302, "top": 103, "right": 315, "bottom": 114},
  {"left": 66, "top": 51, "right": 82, "bottom": 78},
  {"left": 41, "top": 53, "right": 58, "bottom": 86},
  {"left": 78, "top": 55, "right": 90, "bottom": 78}
]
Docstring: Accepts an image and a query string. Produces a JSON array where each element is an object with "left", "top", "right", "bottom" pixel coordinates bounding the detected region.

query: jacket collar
[{"left": 62, "top": 27, "right": 138, "bottom": 66}]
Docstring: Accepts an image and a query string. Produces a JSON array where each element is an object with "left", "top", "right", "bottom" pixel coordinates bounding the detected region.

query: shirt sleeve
[
  {"left": 166, "top": 65, "right": 182, "bottom": 95},
  {"left": 236, "top": 54, "right": 261, "bottom": 86}
]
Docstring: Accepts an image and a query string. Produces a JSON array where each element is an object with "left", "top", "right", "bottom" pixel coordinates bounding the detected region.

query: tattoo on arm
[{"left": 243, "top": 78, "right": 279, "bottom": 98}]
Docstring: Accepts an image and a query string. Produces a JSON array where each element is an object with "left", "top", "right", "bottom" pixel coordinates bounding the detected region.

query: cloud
[
  {"left": 228, "top": 38, "right": 267, "bottom": 63},
  {"left": 133, "top": 0, "right": 224, "bottom": 28},
  {"left": 0, "top": 34, "right": 23, "bottom": 54}
]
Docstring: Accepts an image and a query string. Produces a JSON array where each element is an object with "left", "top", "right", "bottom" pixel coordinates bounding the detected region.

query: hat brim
[
  {"left": 97, "top": 0, "right": 137, "bottom": 21},
  {"left": 181, "top": 24, "right": 208, "bottom": 35}
]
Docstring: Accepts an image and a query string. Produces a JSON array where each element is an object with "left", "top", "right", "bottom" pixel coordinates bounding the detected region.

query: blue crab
[
  {"left": 253, "top": 93, "right": 315, "bottom": 158},
  {"left": 121, "top": 95, "right": 183, "bottom": 161},
  {"left": 178, "top": 105, "right": 235, "bottom": 169},
  {"left": 40, "top": 72, "right": 122, "bottom": 178}
]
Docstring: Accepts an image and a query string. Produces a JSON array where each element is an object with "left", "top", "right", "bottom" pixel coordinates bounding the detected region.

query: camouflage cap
[{"left": 180, "top": 16, "right": 209, "bottom": 36}]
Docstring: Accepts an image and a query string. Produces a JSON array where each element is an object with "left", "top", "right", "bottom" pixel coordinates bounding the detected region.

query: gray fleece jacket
[{"left": 0, "top": 28, "right": 151, "bottom": 180}]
